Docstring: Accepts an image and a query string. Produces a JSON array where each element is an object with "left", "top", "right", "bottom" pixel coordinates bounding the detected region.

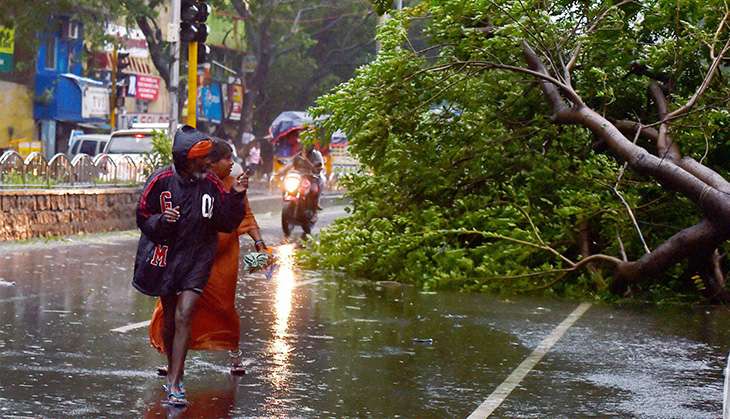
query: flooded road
[{"left": 1, "top": 205, "right": 729, "bottom": 417}]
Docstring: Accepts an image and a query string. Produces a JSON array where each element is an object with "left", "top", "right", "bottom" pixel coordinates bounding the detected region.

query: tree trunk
[
  {"left": 578, "top": 219, "right": 596, "bottom": 274},
  {"left": 240, "top": 84, "right": 256, "bottom": 136},
  {"left": 520, "top": 42, "right": 730, "bottom": 302}
]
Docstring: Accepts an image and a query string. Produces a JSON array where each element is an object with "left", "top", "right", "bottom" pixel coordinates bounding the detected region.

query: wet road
[{"left": 1, "top": 205, "right": 730, "bottom": 417}]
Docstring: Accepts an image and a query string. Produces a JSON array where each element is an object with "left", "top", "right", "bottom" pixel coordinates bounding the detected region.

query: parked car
[
  {"left": 102, "top": 129, "right": 161, "bottom": 182},
  {"left": 68, "top": 134, "right": 109, "bottom": 158}
]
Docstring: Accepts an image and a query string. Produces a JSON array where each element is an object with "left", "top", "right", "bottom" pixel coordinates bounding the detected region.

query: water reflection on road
[{"left": 270, "top": 243, "right": 296, "bottom": 390}]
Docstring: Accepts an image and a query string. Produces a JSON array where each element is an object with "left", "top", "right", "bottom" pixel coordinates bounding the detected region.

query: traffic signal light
[
  {"left": 198, "top": 44, "right": 210, "bottom": 64},
  {"left": 180, "top": 0, "right": 210, "bottom": 44},
  {"left": 117, "top": 52, "right": 130, "bottom": 72},
  {"left": 115, "top": 74, "right": 129, "bottom": 107},
  {"left": 181, "top": 0, "right": 199, "bottom": 23},
  {"left": 181, "top": 0, "right": 212, "bottom": 128}
]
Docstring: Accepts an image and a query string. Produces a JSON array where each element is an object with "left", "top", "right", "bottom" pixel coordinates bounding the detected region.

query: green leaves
[
  {"left": 142, "top": 130, "right": 173, "bottom": 175},
  {"left": 303, "top": 0, "right": 730, "bottom": 302}
]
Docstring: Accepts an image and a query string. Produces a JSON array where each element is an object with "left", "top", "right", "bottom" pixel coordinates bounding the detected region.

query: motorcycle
[{"left": 280, "top": 169, "right": 320, "bottom": 238}]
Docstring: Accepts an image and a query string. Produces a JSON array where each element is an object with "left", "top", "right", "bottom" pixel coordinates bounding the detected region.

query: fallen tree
[{"left": 308, "top": 1, "right": 730, "bottom": 302}]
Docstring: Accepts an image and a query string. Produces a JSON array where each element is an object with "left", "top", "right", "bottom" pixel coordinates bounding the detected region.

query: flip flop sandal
[
  {"left": 166, "top": 390, "right": 188, "bottom": 407},
  {"left": 230, "top": 364, "right": 246, "bottom": 376},
  {"left": 229, "top": 349, "right": 246, "bottom": 375},
  {"left": 162, "top": 382, "right": 185, "bottom": 396}
]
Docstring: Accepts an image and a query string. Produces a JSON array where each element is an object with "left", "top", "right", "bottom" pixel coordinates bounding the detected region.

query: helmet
[{"left": 307, "top": 148, "right": 324, "bottom": 170}]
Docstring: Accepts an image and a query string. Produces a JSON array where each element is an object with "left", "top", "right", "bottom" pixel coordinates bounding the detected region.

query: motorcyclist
[{"left": 277, "top": 144, "right": 325, "bottom": 211}]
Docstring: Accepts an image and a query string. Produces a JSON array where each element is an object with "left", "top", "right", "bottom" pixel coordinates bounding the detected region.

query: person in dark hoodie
[{"left": 133, "top": 125, "right": 247, "bottom": 407}]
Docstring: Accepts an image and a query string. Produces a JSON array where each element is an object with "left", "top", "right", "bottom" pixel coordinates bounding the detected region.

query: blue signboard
[{"left": 198, "top": 82, "right": 223, "bottom": 124}]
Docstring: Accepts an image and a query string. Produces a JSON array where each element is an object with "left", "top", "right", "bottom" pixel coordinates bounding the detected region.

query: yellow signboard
[{"left": 0, "top": 27, "right": 14, "bottom": 55}]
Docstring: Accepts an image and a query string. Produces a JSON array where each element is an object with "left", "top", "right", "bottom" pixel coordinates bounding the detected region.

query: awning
[
  {"left": 76, "top": 122, "right": 112, "bottom": 130},
  {"left": 60, "top": 73, "right": 105, "bottom": 87},
  {"left": 95, "top": 52, "right": 157, "bottom": 75}
]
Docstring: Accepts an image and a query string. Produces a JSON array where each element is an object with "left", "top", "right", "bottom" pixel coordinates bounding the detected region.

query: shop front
[
  {"left": 34, "top": 72, "right": 110, "bottom": 159},
  {"left": 34, "top": 20, "right": 110, "bottom": 159},
  {"left": 92, "top": 23, "right": 168, "bottom": 131}
]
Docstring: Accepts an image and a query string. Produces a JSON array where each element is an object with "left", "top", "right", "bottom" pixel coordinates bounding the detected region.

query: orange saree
[{"left": 148, "top": 176, "right": 259, "bottom": 352}]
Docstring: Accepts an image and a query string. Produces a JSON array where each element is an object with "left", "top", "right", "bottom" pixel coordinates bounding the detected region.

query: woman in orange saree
[{"left": 149, "top": 140, "right": 266, "bottom": 375}]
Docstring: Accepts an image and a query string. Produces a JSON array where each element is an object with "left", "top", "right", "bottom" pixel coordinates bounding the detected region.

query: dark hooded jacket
[{"left": 132, "top": 126, "right": 246, "bottom": 296}]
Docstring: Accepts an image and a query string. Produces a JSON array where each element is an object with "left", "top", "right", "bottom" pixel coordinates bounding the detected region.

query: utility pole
[
  {"left": 168, "top": 0, "right": 182, "bottom": 136},
  {"left": 110, "top": 48, "right": 118, "bottom": 130}
]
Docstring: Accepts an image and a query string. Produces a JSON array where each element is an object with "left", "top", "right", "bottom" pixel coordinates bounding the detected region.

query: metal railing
[{"left": 0, "top": 150, "right": 144, "bottom": 188}]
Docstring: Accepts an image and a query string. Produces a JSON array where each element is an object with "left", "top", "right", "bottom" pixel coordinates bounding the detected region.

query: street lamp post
[{"left": 169, "top": 0, "right": 182, "bottom": 136}]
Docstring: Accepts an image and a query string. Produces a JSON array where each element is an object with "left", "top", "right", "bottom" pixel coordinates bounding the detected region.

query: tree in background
[
  {"left": 307, "top": 0, "right": 730, "bottom": 303},
  {"left": 121, "top": 0, "right": 172, "bottom": 87},
  {"left": 229, "top": 0, "right": 377, "bottom": 136}
]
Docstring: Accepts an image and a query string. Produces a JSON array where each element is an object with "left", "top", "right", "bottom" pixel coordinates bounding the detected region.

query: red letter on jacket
[{"left": 150, "top": 245, "right": 169, "bottom": 267}]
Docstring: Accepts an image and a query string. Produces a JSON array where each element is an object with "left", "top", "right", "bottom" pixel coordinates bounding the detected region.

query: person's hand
[
  {"left": 254, "top": 239, "right": 266, "bottom": 252},
  {"left": 232, "top": 174, "right": 249, "bottom": 193},
  {"left": 163, "top": 206, "right": 180, "bottom": 223}
]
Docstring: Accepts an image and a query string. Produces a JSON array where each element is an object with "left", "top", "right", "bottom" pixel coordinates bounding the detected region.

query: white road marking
[
  {"left": 722, "top": 355, "right": 730, "bottom": 419},
  {"left": 0, "top": 294, "right": 38, "bottom": 304},
  {"left": 467, "top": 302, "right": 592, "bottom": 418},
  {"left": 111, "top": 320, "right": 151, "bottom": 333}
]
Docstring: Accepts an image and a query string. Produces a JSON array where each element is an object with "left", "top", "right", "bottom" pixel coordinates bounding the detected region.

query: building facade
[{"left": 34, "top": 18, "right": 110, "bottom": 159}]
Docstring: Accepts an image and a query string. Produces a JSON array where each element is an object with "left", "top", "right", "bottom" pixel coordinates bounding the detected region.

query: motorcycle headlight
[{"left": 284, "top": 175, "right": 301, "bottom": 193}]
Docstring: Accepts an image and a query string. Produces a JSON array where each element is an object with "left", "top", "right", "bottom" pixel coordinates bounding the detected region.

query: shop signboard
[
  {"left": 226, "top": 83, "right": 244, "bottom": 121},
  {"left": 132, "top": 75, "right": 160, "bottom": 101},
  {"left": 119, "top": 112, "right": 169, "bottom": 129},
  {"left": 198, "top": 83, "right": 223, "bottom": 124},
  {"left": 81, "top": 85, "right": 110, "bottom": 119},
  {"left": 0, "top": 26, "right": 15, "bottom": 73}
]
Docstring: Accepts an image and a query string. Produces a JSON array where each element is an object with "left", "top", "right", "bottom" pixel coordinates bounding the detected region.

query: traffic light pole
[
  {"left": 186, "top": 41, "right": 198, "bottom": 128},
  {"left": 110, "top": 48, "right": 117, "bottom": 130},
  {"left": 169, "top": 0, "right": 182, "bottom": 136}
]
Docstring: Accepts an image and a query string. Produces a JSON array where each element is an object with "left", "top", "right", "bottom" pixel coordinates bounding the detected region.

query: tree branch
[
  {"left": 614, "top": 120, "right": 730, "bottom": 195},
  {"left": 665, "top": 29, "right": 730, "bottom": 120},
  {"left": 566, "top": 0, "right": 635, "bottom": 72},
  {"left": 648, "top": 82, "right": 681, "bottom": 161},
  {"left": 613, "top": 219, "right": 728, "bottom": 292},
  {"left": 612, "top": 186, "right": 651, "bottom": 254}
]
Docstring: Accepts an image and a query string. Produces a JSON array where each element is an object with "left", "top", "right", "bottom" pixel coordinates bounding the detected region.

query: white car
[
  {"left": 68, "top": 134, "right": 109, "bottom": 158},
  {"left": 102, "top": 129, "right": 164, "bottom": 182}
]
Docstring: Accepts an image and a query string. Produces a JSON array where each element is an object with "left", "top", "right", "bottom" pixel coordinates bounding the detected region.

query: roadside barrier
[{"left": 0, "top": 150, "right": 143, "bottom": 188}]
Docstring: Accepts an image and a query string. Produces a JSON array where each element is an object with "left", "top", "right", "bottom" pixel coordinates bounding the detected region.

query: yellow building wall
[{"left": 0, "top": 80, "right": 35, "bottom": 148}]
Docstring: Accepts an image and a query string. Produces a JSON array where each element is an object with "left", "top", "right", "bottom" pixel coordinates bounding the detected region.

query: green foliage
[
  {"left": 142, "top": 130, "right": 173, "bottom": 175},
  {"left": 231, "top": 0, "right": 377, "bottom": 134},
  {"left": 303, "top": 0, "right": 730, "bottom": 302}
]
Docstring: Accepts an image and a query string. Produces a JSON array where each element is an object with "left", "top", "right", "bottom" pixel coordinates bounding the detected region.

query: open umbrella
[{"left": 269, "top": 111, "right": 313, "bottom": 143}]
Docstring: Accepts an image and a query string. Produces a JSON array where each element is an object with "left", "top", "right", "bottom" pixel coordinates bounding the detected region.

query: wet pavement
[{"left": 1, "top": 205, "right": 730, "bottom": 417}]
